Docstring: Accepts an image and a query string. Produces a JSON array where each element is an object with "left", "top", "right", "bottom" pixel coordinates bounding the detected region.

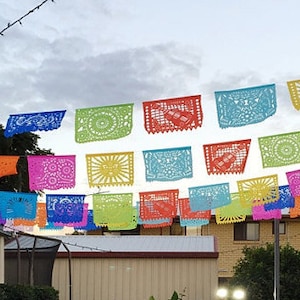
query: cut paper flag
[
  {"left": 178, "top": 198, "right": 211, "bottom": 227},
  {"left": 237, "top": 174, "right": 279, "bottom": 208},
  {"left": 93, "top": 193, "right": 137, "bottom": 230},
  {"left": 0, "top": 191, "right": 37, "bottom": 220},
  {"left": 86, "top": 152, "right": 134, "bottom": 187},
  {"left": 258, "top": 131, "right": 300, "bottom": 168},
  {"left": 290, "top": 197, "right": 300, "bottom": 218},
  {"left": 74, "top": 210, "right": 101, "bottom": 231},
  {"left": 4, "top": 110, "right": 66, "bottom": 138},
  {"left": 75, "top": 103, "right": 134, "bottom": 143},
  {"left": 55, "top": 203, "right": 88, "bottom": 227},
  {"left": 4, "top": 219, "right": 33, "bottom": 233},
  {"left": 203, "top": 139, "right": 251, "bottom": 175},
  {"left": 0, "top": 211, "right": 6, "bottom": 225},
  {"left": 39, "top": 222, "right": 63, "bottom": 231},
  {"left": 188, "top": 183, "right": 231, "bottom": 211},
  {"left": 13, "top": 202, "right": 47, "bottom": 228},
  {"left": 286, "top": 169, "right": 300, "bottom": 197},
  {"left": 13, "top": 218, "right": 35, "bottom": 227},
  {"left": 215, "top": 193, "right": 252, "bottom": 224},
  {"left": 35, "top": 202, "right": 47, "bottom": 228},
  {"left": 287, "top": 79, "right": 300, "bottom": 110},
  {"left": 264, "top": 185, "right": 295, "bottom": 211},
  {"left": 252, "top": 205, "right": 281, "bottom": 221},
  {"left": 0, "top": 156, "right": 19, "bottom": 178},
  {"left": 143, "top": 95, "right": 203, "bottom": 134},
  {"left": 108, "top": 208, "right": 137, "bottom": 231},
  {"left": 27, "top": 155, "right": 76, "bottom": 191},
  {"left": 139, "top": 189, "right": 179, "bottom": 221},
  {"left": 142, "top": 219, "right": 173, "bottom": 229},
  {"left": 136, "top": 202, "right": 173, "bottom": 228},
  {"left": 215, "top": 83, "right": 276, "bottom": 129},
  {"left": 143, "top": 146, "right": 193, "bottom": 182},
  {"left": 46, "top": 194, "right": 85, "bottom": 224}
]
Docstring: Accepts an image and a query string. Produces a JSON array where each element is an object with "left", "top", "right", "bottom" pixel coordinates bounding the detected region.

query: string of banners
[{"left": 0, "top": 80, "right": 299, "bottom": 231}]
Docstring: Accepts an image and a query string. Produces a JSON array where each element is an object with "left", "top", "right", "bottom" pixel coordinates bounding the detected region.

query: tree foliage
[
  {"left": 0, "top": 124, "right": 53, "bottom": 192},
  {"left": 230, "top": 243, "right": 300, "bottom": 300}
]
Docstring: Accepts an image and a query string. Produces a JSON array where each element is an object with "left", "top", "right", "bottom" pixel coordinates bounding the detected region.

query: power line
[{"left": 0, "top": 0, "right": 55, "bottom": 36}]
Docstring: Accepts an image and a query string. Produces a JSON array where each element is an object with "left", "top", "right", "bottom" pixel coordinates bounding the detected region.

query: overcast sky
[{"left": 0, "top": 0, "right": 299, "bottom": 200}]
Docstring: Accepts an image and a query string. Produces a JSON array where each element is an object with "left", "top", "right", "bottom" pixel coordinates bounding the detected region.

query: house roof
[{"left": 50, "top": 235, "right": 218, "bottom": 259}]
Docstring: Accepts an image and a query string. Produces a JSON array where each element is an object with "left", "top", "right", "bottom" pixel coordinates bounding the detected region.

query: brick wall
[{"left": 200, "top": 217, "right": 300, "bottom": 278}]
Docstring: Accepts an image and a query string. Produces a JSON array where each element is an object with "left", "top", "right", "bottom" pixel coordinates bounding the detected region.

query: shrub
[
  {"left": 149, "top": 289, "right": 186, "bottom": 300},
  {"left": 0, "top": 284, "right": 58, "bottom": 300}
]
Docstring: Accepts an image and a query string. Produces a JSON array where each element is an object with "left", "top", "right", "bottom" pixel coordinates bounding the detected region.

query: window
[
  {"left": 234, "top": 222, "right": 260, "bottom": 241},
  {"left": 272, "top": 221, "right": 286, "bottom": 235}
]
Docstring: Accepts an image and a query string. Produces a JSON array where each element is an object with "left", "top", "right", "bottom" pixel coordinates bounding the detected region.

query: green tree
[
  {"left": 230, "top": 243, "right": 300, "bottom": 300},
  {"left": 0, "top": 124, "right": 53, "bottom": 192}
]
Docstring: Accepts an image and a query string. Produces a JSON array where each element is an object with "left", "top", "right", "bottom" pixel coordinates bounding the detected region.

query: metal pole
[
  {"left": 274, "top": 219, "right": 280, "bottom": 300},
  {"left": 62, "top": 242, "right": 72, "bottom": 300},
  {"left": 29, "top": 237, "right": 37, "bottom": 286},
  {"left": 15, "top": 234, "right": 21, "bottom": 284}
]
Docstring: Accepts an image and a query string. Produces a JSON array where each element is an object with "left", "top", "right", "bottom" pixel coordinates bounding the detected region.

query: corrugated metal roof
[{"left": 50, "top": 235, "right": 217, "bottom": 253}]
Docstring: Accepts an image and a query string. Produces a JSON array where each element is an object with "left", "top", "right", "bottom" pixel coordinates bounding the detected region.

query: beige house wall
[
  {"left": 52, "top": 256, "right": 218, "bottom": 300},
  {"left": 200, "top": 218, "right": 300, "bottom": 278}
]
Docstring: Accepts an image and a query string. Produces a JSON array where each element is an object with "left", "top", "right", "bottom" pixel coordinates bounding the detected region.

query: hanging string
[{"left": 0, "top": 0, "right": 55, "bottom": 36}]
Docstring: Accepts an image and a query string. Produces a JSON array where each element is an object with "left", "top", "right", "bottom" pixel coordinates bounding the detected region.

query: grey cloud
[{"left": 33, "top": 43, "right": 202, "bottom": 109}]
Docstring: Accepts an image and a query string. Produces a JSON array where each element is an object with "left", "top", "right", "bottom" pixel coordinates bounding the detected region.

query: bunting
[
  {"left": 290, "top": 197, "right": 300, "bottom": 218},
  {"left": 108, "top": 208, "right": 137, "bottom": 230},
  {"left": 55, "top": 203, "right": 88, "bottom": 227},
  {"left": 215, "top": 193, "right": 251, "bottom": 224},
  {"left": 4, "top": 110, "right": 66, "bottom": 137},
  {"left": 286, "top": 169, "right": 300, "bottom": 197},
  {"left": 74, "top": 210, "right": 101, "bottom": 231},
  {"left": 287, "top": 79, "right": 300, "bottom": 110},
  {"left": 86, "top": 152, "right": 134, "bottom": 187},
  {"left": 215, "top": 84, "right": 276, "bottom": 129},
  {"left": 188, "top": 183, "right": 231, "bottom": 211},
  {"left": 27, "top": 155, "right": 76, "bottom": 191},
  {"left": 178, "top": 198, "right": 211, "bottom": 227},
  {"left": 264, "top": 185, "right": 295, "bottom": 211},
  {"left": 142, "top": 219, "right": 173, "bottom": 228},
  {"left": 179, "top": 218, "right": 209, "bottom": 227},
  {"left": 136, "top": 201, "right": 173, "bottom": 228},
  {"left": 203, "top": 139, "right": 251, "bottom": 175},
  {"left": 0, "top": 211, "right": 6, "bottom": 225},
  {"left": 4, "top": 219, "right": 33, "bottom": 232},
  {"left": 258, "top": 131, "right": 300, "bottom": 167},
  {"left": 13, "top": 203, "right": 47, "bottom": 226},
  {"left": 2, "top": 79, "right": 300, "bottom": 230},
  {"left": 39, "top": 222, "right": 64, "bottom": 230},
  {"left": 0, "top": 156, "right": 19, "bottom": 178},
  {"left": 143, "top": 95, "right": 203, "bottom": 134},
  {"left": 35, "top": 202, "right": 47, "bottom": 228},
  {"left": 252, "top": 205, "right": 281, "bottom": 220},
  {"left": 237, "top": 174, "right": 279, "bottom": 208},
  {"left": 93, "top": 193, "right": 137, "bottom": 230},
  {"left": 46, "top": 194, "right": 85, "bottom": 224},
  {"left": 75, "top": 103, "right": 134, "bottom": 143},
  {"left": 139, "top": 189, "right": 179, "bottom": 221},
  {"left": 13, "top": 218, "right": 35, "bottom": 227},
  {"left": 143, "top": 146, "right": 193, "bottom": 181},
  {"left": 0, "top": 191, "right": 37, "bottom": 220}
]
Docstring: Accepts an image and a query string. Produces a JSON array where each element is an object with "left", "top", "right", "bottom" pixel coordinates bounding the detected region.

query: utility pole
[{"left": 274, "top": 218, "right": 280, "bottom": 300}]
